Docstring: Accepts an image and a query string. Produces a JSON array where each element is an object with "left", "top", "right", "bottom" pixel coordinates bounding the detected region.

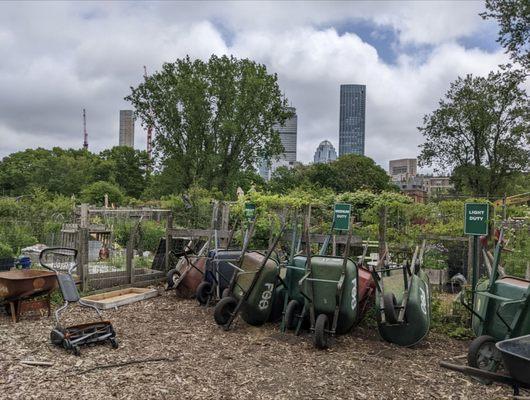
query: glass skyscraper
[
  {"left": 313, "top": 140, "right": 337, "bottom": 164},
  {"left": 258, "top": 107, "right": 297, "bottom": 181},
  {"left": 339, "top": 84, "right": 366, "bottom": 156}
]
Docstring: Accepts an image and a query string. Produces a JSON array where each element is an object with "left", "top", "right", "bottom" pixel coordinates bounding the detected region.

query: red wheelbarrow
[{"left": 0, "top": 269, "right": 58, "bottom": 322}]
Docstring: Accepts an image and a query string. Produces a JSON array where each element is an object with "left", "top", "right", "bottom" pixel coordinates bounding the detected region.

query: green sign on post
[
  {"left": 333, "top": 203, "right": 351, "bottom": 231},
  {"left": 464, "top": 203, "right": 490, "bottom": 236},
  {"left": 244, "top": 203, "right": 256, "bottom": 221}
]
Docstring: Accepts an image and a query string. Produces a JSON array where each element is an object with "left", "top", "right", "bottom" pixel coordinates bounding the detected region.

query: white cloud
[{"left": 0, "top": 1, "right": 511, "bottom": 173}]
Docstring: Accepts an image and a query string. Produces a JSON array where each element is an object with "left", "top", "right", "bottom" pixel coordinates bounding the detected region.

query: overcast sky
[{"left": 0, "top": 1, "right": 512, "bottom": 171}]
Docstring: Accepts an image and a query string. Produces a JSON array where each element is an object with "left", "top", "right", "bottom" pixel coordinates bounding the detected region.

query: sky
[{"left": 0, "top": 1, "right": 511, "bottom": 172}]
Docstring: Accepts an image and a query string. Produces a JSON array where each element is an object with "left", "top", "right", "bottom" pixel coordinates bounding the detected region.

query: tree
[
  {"left": 80, "top": 181, "right": 125, "bottom": 206},
  {"left": 329, "top": 155, "right": 391, "bottom": 193},
  {"left": 100, "top": 146, "right": 149, "bottom": 198},
  {"left": 481, "top": 0, "right": 530, "bottom": 70},
  {"left": 126, "top": 55, "right": 292, "bottom": 195},
  {"left": 418, "top": 68, "right": 529, "bottom": 196},
  {"left": 0, "top": 148, "right": 112, "bottom": 196}
]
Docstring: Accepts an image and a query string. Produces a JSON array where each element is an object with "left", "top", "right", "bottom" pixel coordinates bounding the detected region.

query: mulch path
[{"left": 0, "top": 289, "right": 514, "bottom": 399}]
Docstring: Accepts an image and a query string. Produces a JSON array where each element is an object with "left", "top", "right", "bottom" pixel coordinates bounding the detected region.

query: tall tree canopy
[
  {"left": 100, "top": 146, "right": 148, "bottom": 198},
  {"left": 126, "top": 55, "right": 292, "bottom": 194},
  {"left": 418, "top": 68, "right": 529, "bottom": 196},
  {"left": 268, "top": 154, "right": 392, "bottom": 194},
  {"left": 481, "top": 0, "right": 530, "bottom": 70}
]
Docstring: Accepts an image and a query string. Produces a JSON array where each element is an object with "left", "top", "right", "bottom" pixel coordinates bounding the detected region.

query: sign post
[{"left": 464, "top": 203, "right": 490, "bottom": 307}]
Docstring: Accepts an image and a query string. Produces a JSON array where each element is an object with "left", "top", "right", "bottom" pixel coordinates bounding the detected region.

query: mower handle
[{"left": 39, "top": 247, "right": 79, "bottom": 273}]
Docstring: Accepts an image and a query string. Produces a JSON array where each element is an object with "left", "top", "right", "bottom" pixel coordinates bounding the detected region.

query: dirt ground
[{"left": 0, "top": 289, "right": 516, "bottom": 400}]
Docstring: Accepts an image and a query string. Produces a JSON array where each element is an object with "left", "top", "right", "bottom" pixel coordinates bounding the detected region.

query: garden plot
[{"left": 0, "top": 291, "right": 513, "bottom": 400}]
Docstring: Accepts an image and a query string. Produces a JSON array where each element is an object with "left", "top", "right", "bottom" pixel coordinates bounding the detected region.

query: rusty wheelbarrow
[{"left": 0, "top": 269, "right": 58, "bottom": 322}]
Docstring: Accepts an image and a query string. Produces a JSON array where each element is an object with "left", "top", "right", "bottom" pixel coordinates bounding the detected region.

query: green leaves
[
  {"left": 126, "top": 55, "right": 291, "bottom": 195},
  {"left": 419, "top": 68, "right": 529, "bottom": 196}
]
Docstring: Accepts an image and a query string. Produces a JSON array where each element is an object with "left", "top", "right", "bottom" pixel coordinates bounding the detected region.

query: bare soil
[{"left": 0, "top": 289, "right": 515, "bottom": 400}]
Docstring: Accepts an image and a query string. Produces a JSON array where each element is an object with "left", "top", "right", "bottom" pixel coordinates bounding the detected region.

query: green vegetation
[
  {"left": 419, "top": 67, "right": 529, "bottom": 196},
  {"left": 127, "top": 55, "right": 292, "bottom": 196}
]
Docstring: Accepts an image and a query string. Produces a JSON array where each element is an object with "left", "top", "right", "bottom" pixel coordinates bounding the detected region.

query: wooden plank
[
  {"left": 168, "top": 228, "right": 233, "bottom": 239},
  {"left": 81, "top": 287, "right": 158, "bottom": 309}
]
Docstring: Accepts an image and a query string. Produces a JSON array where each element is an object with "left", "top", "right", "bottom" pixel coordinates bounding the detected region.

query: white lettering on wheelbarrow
[
  {"left": 420, "top": 287, "right": 427, "bottom": 315},
  {"left": 258, "top": 282, "right": 274, "bottom": 310},
  {"left": 351, "top": 278, "right": 357, "bottom": 312}
]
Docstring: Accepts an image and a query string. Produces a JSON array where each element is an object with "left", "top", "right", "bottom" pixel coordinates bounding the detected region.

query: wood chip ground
[{"left": 0, "top": 289, "right": 516, "bottom": 399}]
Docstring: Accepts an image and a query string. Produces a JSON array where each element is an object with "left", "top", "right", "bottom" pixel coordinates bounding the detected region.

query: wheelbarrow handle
[{"left": 39, "top": 247, "right": 79, "bottom": 273}]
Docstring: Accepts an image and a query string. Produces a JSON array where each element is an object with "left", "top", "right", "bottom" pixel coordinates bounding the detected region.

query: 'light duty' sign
[{"left": 464, "top": 203, "right": 489, "bottom": 236}]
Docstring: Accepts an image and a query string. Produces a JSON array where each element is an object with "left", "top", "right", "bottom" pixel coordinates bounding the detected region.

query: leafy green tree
[
  {"left": 0, "top": 148, "right": 112, "bottom": 196},
  {"left": 126, "top": 55, "right": 292, "bottom": 194},
  {"left": 268, "top": 165, "right": 308, "bottom": 194},
  {"left": 419, "top": 68, "right": 529, "bottom": 196},
  {"left": 100, "top": 146, "right": 149, "bottom": 198},
  {"left": 80, "top": 181, "right": 125, "bottom": 206},
  {"left": 329, "top": 154, "right": 392, "bottom": 193},
  {"left": 481, "top": 0, "right": 530, "bottom": 70}
]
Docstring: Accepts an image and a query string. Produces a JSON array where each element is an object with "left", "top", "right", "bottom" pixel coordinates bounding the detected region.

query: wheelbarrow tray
[
  {"left": 174, "top": 256, "right": 207, "bottom": 298},
  {"left": 472, "top": 276, "right": 530, "bottom": 340},
  {"left": 231, "top": 251, "right": 279, "bottom": 326},
  {"left": 0, "top": 270, "right": 58, "bottom": 300},
  {"left": 284, "top": 255, "right": 307, "bottom": 305},
  {"left": 496, "top": 335, "right": 530, "bottom": 386},
  {"left": 306, "top": 256, "right": 358, "bottom": 334},
  {"left": 376, "top": 269, "right": 431, "bottom": 347},
  {"left": 205, "top": 249, "right": 240, "bottom": 294}
]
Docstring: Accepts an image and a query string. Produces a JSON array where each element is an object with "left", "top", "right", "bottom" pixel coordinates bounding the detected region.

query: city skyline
[{"left": 0, "top": 2, "right": 511, "bottom": 169}]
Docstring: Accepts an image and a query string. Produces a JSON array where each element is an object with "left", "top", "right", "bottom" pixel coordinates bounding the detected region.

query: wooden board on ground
[{"left": 81, "top": 287, "right": 158, "bottom": 309}]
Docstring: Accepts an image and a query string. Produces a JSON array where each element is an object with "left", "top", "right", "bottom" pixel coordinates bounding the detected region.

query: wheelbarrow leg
[
  {"left": 295, "top": 302, "right": 307, "bottom": 336},
  {"left": 9, "top": 301, "right": 17, "bottom": 323}
]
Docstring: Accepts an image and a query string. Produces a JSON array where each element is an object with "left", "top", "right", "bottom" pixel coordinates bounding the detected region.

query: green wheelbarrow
[
  {"left": 461, "top": 228, "right": 530, "bottom": 373},
  {"left": 372, "top": 243, "right": 431, "bottom": 347},
  {"left": 213, "top": 223, "right": 286, "bottom": 330},
  {"left": 297, "top": 214, "right": 362, "bottom": 349}
]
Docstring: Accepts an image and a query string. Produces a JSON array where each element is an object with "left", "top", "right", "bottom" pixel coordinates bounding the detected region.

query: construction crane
[
  {"left": 82, "top": 109, "right": 88, "bottom": 150},
  {"left": 143, "top": 66, "right": 153, "bottom": 163}
]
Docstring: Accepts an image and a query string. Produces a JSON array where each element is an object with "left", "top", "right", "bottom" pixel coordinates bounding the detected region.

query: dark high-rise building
[
  {"left": 119, "top": 110, "right": 134, "bottom": 148},
  {"left": 339, "top": 84, "right": 366, "bottom": 156}
]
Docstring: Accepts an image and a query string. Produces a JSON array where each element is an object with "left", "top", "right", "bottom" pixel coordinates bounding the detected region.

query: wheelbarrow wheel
[
  {"left": 468, "top": 335, "right": 501, "bottom": 373},
  {"left": 314, "top": 314, "right": 330, "bottom": 349},
  {"left": 214, "top": 296, "right": 237, "bottom": 326},
  {"left": 166, "top": 268, "right": 181, "bottom": 288},
  {"left": 196, "top": 281, "right": 213, "bottom": 305},
  {"left": 285, "top": 300, "right": 302, "bottom": 330},
  {"left": 50, "top": 327, "right": 66, "bottom": 346},
  {"left": 383, "top": 293, "right": 398, "bottom": 324}
]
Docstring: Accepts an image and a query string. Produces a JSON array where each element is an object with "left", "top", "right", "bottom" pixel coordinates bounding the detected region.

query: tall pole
[{"left": 82, "top": 109, "right": 88, "bottom": 150}]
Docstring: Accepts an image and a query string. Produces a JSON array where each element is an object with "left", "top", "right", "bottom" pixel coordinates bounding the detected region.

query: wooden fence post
[
  {"left": 78, "top": 204, "right": 89, "bottom": 292},
  {"left": 127, "top": 225, "right": 135, "bottom": 285},
  {"left": 378, "top": 206, "right": 387, "bottom": 261},
  {"left": 165, "top": 213, "right": 173, "bottom": 272}
]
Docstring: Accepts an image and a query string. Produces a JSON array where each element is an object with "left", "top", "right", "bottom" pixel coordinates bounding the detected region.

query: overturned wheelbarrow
[
  {"left": 372, "top": 243, "right": 431, "bottom": 347},
  {"left": 213, "top": 224, "right": 285, "bottom": 330}
]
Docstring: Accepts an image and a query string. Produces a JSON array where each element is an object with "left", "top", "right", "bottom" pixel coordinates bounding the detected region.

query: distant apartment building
[
  {"left": 394, "top": 175, "right": 428, "bottom": 203},
  {"left": 314, "top": 140, "right": 337, "bottom": 164},
  {"left": 389, "top": 158, "right": 417, "bottom": 181},
  {"left": 339, "top": 84, "right": 366, "bottom": 156},
  {"left": 422, "top": 176, "right": 453, "bottom": 196},
  {"left": 259, "top": 107, "right": 297, "bottom": 181},
  {"left": 119, "top": 110, "right": 134, "bottom": 147}
]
